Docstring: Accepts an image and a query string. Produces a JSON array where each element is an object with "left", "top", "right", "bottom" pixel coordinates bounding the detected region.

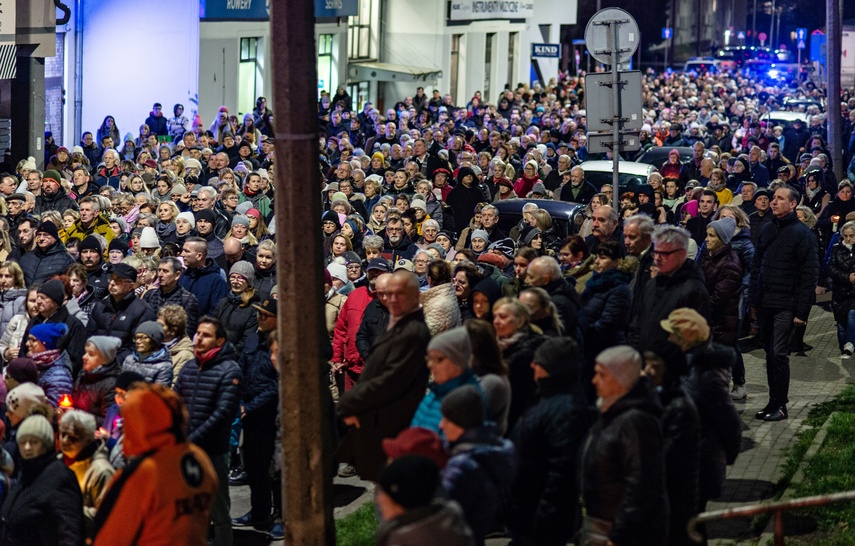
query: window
[
  {"left": 484, "top": 33, "right": 495, "bottom": 102},
  {"left": 450, "top": 34, "right": 462, "bottom": 103},
  {"left": 347, "top": 82, "right": 369, "bottom": 112},
  {"left": 347, "top": 0, "right": 373, "bottom": 60},
  {"left": 507, "top": 32, "right": 518, "bottom": 88},
  {"left": 239, "top": 37, "right": 264, "bottom": 115},
  {"left": 317, "top": 34, "right": 334, "bottom": 98}
]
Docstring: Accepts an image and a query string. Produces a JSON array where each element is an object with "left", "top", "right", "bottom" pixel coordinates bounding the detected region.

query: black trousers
[{"left": 243, "top": 403, "right": 278, "bottom": 519}]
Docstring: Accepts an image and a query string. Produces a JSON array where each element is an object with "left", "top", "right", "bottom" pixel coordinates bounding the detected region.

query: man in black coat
[
  {"left": 628, "top": 225, "right": 710, "bottom": 349},
  {"left": 749, "top": 187, "right": 818, "bottom": 421},
  {"left": 685, "top": 190, "right": 718, "bottom": 246},
  {"left": 585, "top": 205, "right": 624, "bottom": 256},
  {"left": 446, "top": 166, "right": 490, "bottom": 237},
  {"left": 525, "top": 257, "right": 584, "bottom": 341},
  {"left": 782, "top": 118, "right": 810, "bottom": 163},
  {"left": 19, "top": 221, "right": 75, "bottom": 286},
  {"left": 79, "top": 235, "right": 111, "bottom": 296},
  {"left": 355, "top": 272, "right": 391, "bottom": 361},
  {"left": 87, "top": 264, "right": 157, "bottom": 363},
  {"left": 559, "top": 166, "right": 598, "bottom": 204},
  {"left": 20, "top": 279, "right": 87, "bottom": 376},
  {"left": 33, "top": 170, "right": 78, "bottom": 215},
  {"left": 623, "top": 215, "right": 654, "bottom": 316},
  {"left": 580, "top": 346, "right": 669, "bottom": 545},
  {"left": 336, "top": 271, "right": 430, "bottom": 481},
  {"left": 142, "top": 257, "right": 200, "bottom": 336}
]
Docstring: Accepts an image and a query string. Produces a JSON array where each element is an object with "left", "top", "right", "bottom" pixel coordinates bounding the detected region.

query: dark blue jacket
[
  {"left": 36, "top": 350, "right": 74, "bottom": 407},
  {"left": 174, "top": 342, "right": 243, "bottom": 455},
  {"left": 141, "top": 284, "right": 200, "bottom": 336},
  {"left": 240, "top": 332, "right": 278, "bottom": 416},
  {"left": 581, "top": 269, "right": 631, "bottom": 359},
  {"left": 20, "top": 241, "right": 75, "bottom": 286},
  {"left": 180, "top": 258, "right": 229, "bottom": 317}
]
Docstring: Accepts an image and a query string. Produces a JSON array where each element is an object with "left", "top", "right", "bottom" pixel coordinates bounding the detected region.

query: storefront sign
[
  {"left": 201, "top": 0, "right": 357, "bottom": 20},
  {"left": 531, "top": 43, "right": 560, "bottom": 58},
  {"left": 449, "top": 1, "right": 534, "bottom": 21}
]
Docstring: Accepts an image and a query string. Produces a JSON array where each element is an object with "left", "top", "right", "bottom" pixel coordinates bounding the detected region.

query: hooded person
[
  {"left": 469, "top": 277, "right": 503, "bottom": 323},
  {"left": 91, "top": 383, "right": 218, "bottom": 546},
  {"left": 121, "top": 321, "right": 173, "bottom": 386},
  {"left": 0, "top": 414, "right": 85, "bottom": 546},
  {"left": 72, "top": 335, "right": 122, "bottom": 426},
  {"left": 410, "top": 326, "right": 483, "bottom": 434},
  {"left": 27, "top": 322, "right": 74, "bottom": 408}
]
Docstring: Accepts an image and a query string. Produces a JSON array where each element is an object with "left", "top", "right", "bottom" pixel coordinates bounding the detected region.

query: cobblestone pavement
[{"left": 707, "top": 298, "right": 854, "bottom": 544}]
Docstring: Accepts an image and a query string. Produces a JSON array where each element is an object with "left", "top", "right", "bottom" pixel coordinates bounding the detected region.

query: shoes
[
  {"left": 755, "top": 404, "right": 773, "bottom": 420},
  {"left": 731, "top": 384, "right": 747, "bottom": 401},
  {"left": 232, "top": 511, "right": 272, "bottom": 529},
  {"left": 228, "top": 468, "right": 247, "bottom": 486},
  {"left": 763, "top": 406, "right": 788, "bottom": 422},
  {"left": 844, "top": 343, "right": 854, "bottom": 358},
  {"left": 268, "top": 522, "right": 285, "bottom": 541},
  {"left": 338, "top": 463, "right": 357, "bottom": 478}
]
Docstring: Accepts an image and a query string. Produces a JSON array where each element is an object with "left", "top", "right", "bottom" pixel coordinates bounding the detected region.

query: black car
[{"left": 492, "top": 199, "right": 585, "bottom": 243}]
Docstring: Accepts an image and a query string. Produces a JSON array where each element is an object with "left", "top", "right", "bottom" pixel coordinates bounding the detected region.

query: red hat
[
  {"left": 143, "top": 159, "right": 158, "bottom": 169},
  {"left": 496, "top": 177, "right": 513, "bottom": 189},
  {"left": 246, "top": 208, "right": 261, "bottom": 219},
  {"left": 382, "top": 427, "right": 448, "bottom": 469},
  {"left": 432, "top": 167, "right": 451, "bottom": 178},
  {"left": 477, "top": 252, "right": 506, "bottom": 268}
]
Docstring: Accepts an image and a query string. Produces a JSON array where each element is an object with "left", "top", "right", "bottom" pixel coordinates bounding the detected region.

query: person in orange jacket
[{"left": 90, "top": 382, "right": 218, "bottom": 546}]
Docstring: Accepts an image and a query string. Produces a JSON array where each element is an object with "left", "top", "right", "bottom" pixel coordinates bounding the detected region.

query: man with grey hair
[
  {"left": 193, "top": 186, "right": 230, "bottom": 238},
  {"left": 748, "top": 145, "right": 770, "bottom": 187},
  {"left": 525, "top": 256, "right": 583, "bottom": 341},
  {"left": 580, "top": 345, "right": 668, "bottom": 545},
  {"left": 623, "top": 214, "right": 655, "bottom": 309},
  {"left": 586, "top": 205, "right": 623, "bottom": 255},
  {"left": 511, "top": 203, "right": 539, "bottom": 242},
  {"left": 628, "top": 225, "right": 710, "bottom": 349}
]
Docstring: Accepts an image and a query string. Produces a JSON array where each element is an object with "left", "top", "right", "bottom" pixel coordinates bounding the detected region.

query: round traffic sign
[
  {"left": 584, "top": 8, "right": 640, "bottom": 65},
  {"left": 758, "top": 32, "right": 767, "bottom": 42}
]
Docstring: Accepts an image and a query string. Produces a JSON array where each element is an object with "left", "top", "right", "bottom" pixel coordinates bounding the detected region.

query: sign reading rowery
[{"left": 450, "top": 1, "right": 534, "bottom": 21}]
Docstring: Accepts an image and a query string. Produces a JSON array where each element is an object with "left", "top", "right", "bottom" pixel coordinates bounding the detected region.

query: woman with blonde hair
[
  {"left": 214, "top": 261, "right": 259, "bottom": 352},
  {"left": 0, "top": 261, "right": 26, "bottom": 338}
]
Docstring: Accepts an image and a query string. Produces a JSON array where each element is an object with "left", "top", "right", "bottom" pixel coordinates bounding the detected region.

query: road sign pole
[{"left": 612, "top": 20, "right": 620, "bottom": 207}]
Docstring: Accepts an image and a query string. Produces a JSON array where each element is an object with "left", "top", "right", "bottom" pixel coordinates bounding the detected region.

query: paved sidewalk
[{"left": 707, "top": 300, "right": 854, "bottom": 544}]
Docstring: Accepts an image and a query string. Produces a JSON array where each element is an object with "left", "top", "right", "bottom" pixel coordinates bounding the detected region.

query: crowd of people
[{"left": 0, "top": 64, "right": 849, "bottom": 545}]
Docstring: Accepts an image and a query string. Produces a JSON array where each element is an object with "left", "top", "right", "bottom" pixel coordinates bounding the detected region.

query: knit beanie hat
[
  {"left": 410, "top": 199, "right": 427, "bottom": 212},
  {"left": 376, "top": 455, "right": 439, "bottom": 509},
  {"left": 488, "top": 238, "right": 515, "bottom": 259},
  {"left": 235, "top": 201, "right": 253, "bottom": 215},
  {"left": 176, "top": 211, "right": 196, "bottom": 229},
  {"left": 115, "top": 371, "right": 146, "bottom": 391},
  {"left": 470, "top": 229, "right": 489, "bottom": 244},
  {"left": 29, "top": 323, "right": 69, "bottom": 351},
  {"left": 5, "top": 358, "right": 38, "bottom": 385},
  {"left": 6, "top": 383, "right": 47, "bottom": 421},
  {"left": 427, "top": 326, "right": 472, "bottom": 371},
  {"left": 708, "top": 217, "right": 736, "bottom": 245},
  {"left": 427, "top": 243, "right": 446, "bottom": 259},
  {"left": 108, "top": 238, "right": 129, "bottom": 255},
  {"left": 38, "top": 279, "right": 66, "bottom": 306},
  {"left": 530, "top": 182, "right": 547, "bottom": 196},
  {"left": 327, "top": 263, "right": 348, "bottom": 283},
  {"left": 533, "top": 337, "right": 580, "bottom": 380},
  {"left": 17, "top": 415, "right": 54, "bottom": 451},
  {"left": 229, "top": 260, "right": 256, "bottom": 284},
  {"left": 520, "top": 226, "right": 542, "bottom": 246},
  {"left": 36, "top": 221, "right": 60, "bottom": 241},
  {"left": 139, "top": 227, "right": 160, "bottom": 249},
  {"left": 231, "top": 214, "right": 250, "bottom": 228},
  {"left": 86, "top": 336, "right": 121, "bottom": 364},
  {"left": 79, "top": 235, "right": 102, "bottom": 254},
  {"left": 595, "top": 346, "right": 642, "bottom": 389},
  {"left": 440, "top": 385, "right": 484, "bottom": 430},
  {"left": 42, "top": 169, "right": 63, "bottom": 186},
  {"left": 195, "top": 208, "right": 217, "bottom": 225},
  {"left": 382, "top": 428, "right": 449, "bottom": 469},
  {"left": 112, "top": 217, "right": 128, "bottom": 234},
  {"left": 135, "top": 321, "right": 164, "bottom": 346}
]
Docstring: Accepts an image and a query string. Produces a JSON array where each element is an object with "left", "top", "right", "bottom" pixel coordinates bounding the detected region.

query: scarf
[
  {"left": 32, "top": 349, "right": 61, "bottom": 368},
  {"left": 497, "top": 330, "right": 526, "bottom": 350},
  {"left": 193, "top": 345, "right": 222, "bottom": 366}
]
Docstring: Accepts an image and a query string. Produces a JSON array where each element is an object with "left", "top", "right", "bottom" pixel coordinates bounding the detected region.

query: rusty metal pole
[{"left": 269, "top": 0, "right": 335, "bottom": 543}]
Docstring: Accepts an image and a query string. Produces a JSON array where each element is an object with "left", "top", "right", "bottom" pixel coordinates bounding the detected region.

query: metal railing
[{"left": 687, "top": 490, "right": 855, "bottom": 545}]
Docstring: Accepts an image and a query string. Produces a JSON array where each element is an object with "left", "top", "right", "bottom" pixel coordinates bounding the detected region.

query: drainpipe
[{"left": 74, "top": 0, "right": 84, "bottom": 142}]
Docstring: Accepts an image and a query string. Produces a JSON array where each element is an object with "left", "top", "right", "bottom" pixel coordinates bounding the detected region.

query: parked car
[
  {"left": 761, "top": 111, "right": 811, "bottom": 131},
  {"left": 493, "top": 199, "right": 585, "bottom": 242},
  {"left": 684, "top": 58, "right": 722, "bottom": 74},
  {"left": 579, "top": 160, "right": 658, "bottom": 195},
  {"left": 634, "top": 146, "right": 694, "bottom": 167}
]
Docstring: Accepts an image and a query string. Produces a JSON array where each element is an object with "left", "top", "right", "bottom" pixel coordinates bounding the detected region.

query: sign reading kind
[{"left": 532, "top": 43, "right": 560, "bottom": 58}]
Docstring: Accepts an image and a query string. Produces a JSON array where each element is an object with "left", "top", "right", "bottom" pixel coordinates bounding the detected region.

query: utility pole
[
  {"left": 269, "top": 0, "right": 335, "bottom": 543},
  {"left": 769, "top": 0, "right": 776, "bottom": 50},
  {"left": 827, "top": 0, "right": 842, "bottom": 181},
  {"left": 751, "top": 0, "right": 757, "bottom": 46}
]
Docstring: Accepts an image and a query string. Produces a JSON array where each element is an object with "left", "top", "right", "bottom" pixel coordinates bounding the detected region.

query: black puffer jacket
[
  {"left": 252, "top": 266, "right": 277, "bottom": 302},
  {"left": 827, "top": 241, "right": 855, "bottom": 322},
  {"left": 628, "top": 259, "right": 710, "bottom": 349},
  {"left": 684, "top": 343, "right": 741, "bottom": 504},
  {"left": 141, "top": 285, "right": 200, "bottom": 336},
  {"left": 72, "top": 358, "right": 120, "bottom": 426},
  {"left": 581, "top": 269, "right": 631, "bottom": 358},
  {"left": 213, "top": 292, "right": 259, "bottom": 353},
  {"left": 749, "top": 211, "right": 819, "bottom": 321},
  {"left": 510, "top": 375, "right": 593, "bottom": 545},
  {"left": 88, "top": 293, "right": 157, "bottom": 364},
  {"left": 355, "top": 298, "right": 388, "bottom": 360},
  {"left": 580, "top": 378, "right": 669, "bottom": 546},
  {"left": 0, "top": 451, "right": 85, "bottom": 546},
  {"left": 240, "top": 331, "right": 278, "bottom": 416},
  {"left": 542, "top": 276, "right": 584, "bottom": 341},
  {"left": 20, "top": 241, "right": 76, "bottom": 286},
  {"left": 699, "top": 244, "right": 743, "bottom": 346},
  {"left": 502, "top": 329, "right": 545, "bottom": 432},
  {"left": 179, "top": 258, "right": 229, "bottom": 317},
  {"left": 174, "top": 342, "right": 243, "bottom": 456}
]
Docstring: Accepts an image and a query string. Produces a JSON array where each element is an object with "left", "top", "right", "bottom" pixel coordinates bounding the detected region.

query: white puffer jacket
[{"left": 420, "top": 282, "right": 461, "bottom": 336}]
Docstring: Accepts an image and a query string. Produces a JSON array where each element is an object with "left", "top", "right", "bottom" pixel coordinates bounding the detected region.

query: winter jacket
[
  {"left": 355, "top": 297, "right": 388, "bottom": 361},
  {"left": 628, "top": 259, "right": 710, "bottom": 350},
  {"left": 0, "top": 313, "right": 29, "bottom": 365},
  {"left": 375, "top": 500, "right": 476, "bottom": 546},
  {"left": 1, "top": 450, "right": 84, "bottom": 546},
  {"left": 240, "top": 332, "right": 278, "bottom": 416},
  {"left": 559, "top": 180, "right": 598, "bottom": 205},
  {"left": 509, "top": 375, "right": 592, "bottom": 545},
  {"left": 502, "top": 330, "right": 545, "bottom": 432},
  {"left": 581, "top": 269, "right": 631, "bottom": 359},
  {"left": 174, "top": 343, "right": 243, "bottom": 456},
  {"left": 179, "top": 259, "right": 229, "bottom": 317},
  {"left": 72, "top": 359, "right": 120, "bottom": 426},
  {"left": 748, "top": 209, "right": 774, "bottom": 245},
  {"left": 828, "top": 242, "right": 855, "bottom": 322},
  {"left": 35, "top": 350, "right": 74, "bottom": 407},
  {"left": 684, "top": 344, "right": 741, "bottom": 503},
  {"left": 64, "top": 215, "right": 116, "bottom": 245},
  {"left": 325, "top": 290, "right": 347, "bottom": 339},
  {"left": 336, "top": 309, "right": 430, "bottom": 481},
  {"left": 0, "top": 289, "right": 25, "bottom": 340},
  {"left": 142, "top": 284, "right": 200, "bottom": 336},
  {"left": 213, "top": 292, "right": 259, "bottom": 353},
  {"left": 580, "top": 378, "right": 669, "bottom": 546},
  {"left": 698, "top": 244, "right": 743, "bottom": 346},
  {"left": 20, "top": 241, "right": 76, "bottom": 286},
  {"left": 420, "top": 282, "right": 461, "bottom": 336},
  {"left": 447, "top": 183, "right": 491, "bottom": 235},
  {"left": 332, "top": 285, "right": 375, "bottom": 380},
  {"left": 730, "top": 228, "right": 755, "bottom": 286},
  {"left": 252, "top": 265, "right": 277, "bottom": 302},
  {"left": 542, "top": 276, "right": 584, "bottom": 341},
  {"left": 34, "top": 189, "right": 79, "bottom": 215},
  {"left": 122, "top": 347, "right": 173, "bottom": 386},
  {"left": 410, "top": 371, "right": 482, "bottom": 433},
  {"left": 88, "top": 293, "right": 157, "bottom": 364},
  {"left": 166, "top": 336, "right": 194, "bottom": 387},
  {"left": 749, "top": 211, "right": 819, "bottom": 321},
  {"left": 20, "top": 307, "right": 87, "bottom": 376},
  {"left": 442, "top": 424, "right": 517, "bottom": 544},
  {"left": 65, "top": 441, "right": 115, "bottom": 531}
]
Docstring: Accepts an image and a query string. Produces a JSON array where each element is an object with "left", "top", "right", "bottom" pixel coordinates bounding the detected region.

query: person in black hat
[
  {"left": 78, "top": 235, "right": 111, "bottom": 294},
  {"left": 88, "top": 263, "right": 157, "bottom": 363},
  {"left": 446, "top": 166, "right": 490, "bottom": 237},
  {"left": 194, "top": 208, "right": 224, "bottom": 260},
  {"left": 19, "top": 221, "right": 75, "bottom": 286},
  {"left": 748, "top": 187, "right": 773, "bottom": 244},
  {"left": 20, "top": 279, "right": 87, "bottom": 376}
]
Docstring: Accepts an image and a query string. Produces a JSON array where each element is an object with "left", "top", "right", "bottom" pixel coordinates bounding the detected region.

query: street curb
[
  {"left": 756, "top": 411, "right": 838, "bottom": 545},
  {"left": 333, "top": 481, "right": 375, "bottom": 520}
]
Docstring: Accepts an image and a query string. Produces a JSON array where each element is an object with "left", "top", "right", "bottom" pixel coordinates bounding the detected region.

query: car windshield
[{"left": 583, "top": 171, "right": 646, "bottom": 194}]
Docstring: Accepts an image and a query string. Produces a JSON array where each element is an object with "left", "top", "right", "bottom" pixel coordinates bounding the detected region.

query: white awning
[{"left": 348, "top": 61, "right": 442, "bottom": 83}]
